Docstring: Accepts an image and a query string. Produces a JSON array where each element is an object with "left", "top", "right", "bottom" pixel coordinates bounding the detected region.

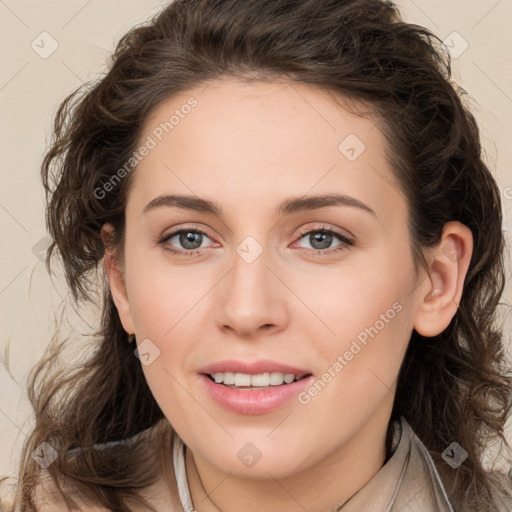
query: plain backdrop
[{"left": 1, "top": 0, "right": 511, "bottom": 495}]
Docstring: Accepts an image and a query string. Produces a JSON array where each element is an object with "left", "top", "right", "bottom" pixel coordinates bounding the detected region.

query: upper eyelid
[{"left": 296, "top": 223, "right": 353, "bottom": 239}]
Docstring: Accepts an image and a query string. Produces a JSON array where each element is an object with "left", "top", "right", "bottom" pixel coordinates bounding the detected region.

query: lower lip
[{"left": 200, "top": 374, "right": 314, "bottom": 415}]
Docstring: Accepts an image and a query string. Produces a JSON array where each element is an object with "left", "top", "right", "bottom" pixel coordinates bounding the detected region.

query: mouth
[
  {"left": 205, "top": 371, "right": 311, "bottom": 389},
  {"left": 198, "top": 361, "right": 315, "bottom": 414}
]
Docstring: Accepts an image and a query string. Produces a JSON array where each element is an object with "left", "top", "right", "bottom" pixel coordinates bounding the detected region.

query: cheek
[
  {"left": 306, "top": 252, "right": 413, "bottom": 342},
  {"left": 300, "top": 247, "right": 416, "bottom": 402},
  {"left": 125, "top": 246, "right": 204, "bottom": 332},
  {"left": 126, "top": 264, "right": 202, "bottom": 417}
]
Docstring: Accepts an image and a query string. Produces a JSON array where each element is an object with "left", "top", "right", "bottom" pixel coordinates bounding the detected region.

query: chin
[{"left": 194, "top": 435, "right": 318, "bottom": 480}]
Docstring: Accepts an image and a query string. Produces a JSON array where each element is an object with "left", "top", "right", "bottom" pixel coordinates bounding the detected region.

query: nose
[{"left": 215, "top": 245, "right": 289, "bottom": 339}]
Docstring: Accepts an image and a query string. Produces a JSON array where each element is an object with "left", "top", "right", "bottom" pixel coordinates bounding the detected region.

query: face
[{"left": 106, "top": 77, "right": 425, "bottom": 479}]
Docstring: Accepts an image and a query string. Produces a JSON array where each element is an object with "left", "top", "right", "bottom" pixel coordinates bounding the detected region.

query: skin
[{"left": 102, "top": 77, "right": 473, "bottom": 512}]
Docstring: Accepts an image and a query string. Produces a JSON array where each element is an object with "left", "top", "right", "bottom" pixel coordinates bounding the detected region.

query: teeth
[
  {"left": 270, "top": 371, "right": 285, "bottom": 385},
  {"left": 212, "top": 371, "right": 302, "bottom": 387},
  {"left": 251, "top": 372, "right": 270, "bottom": 386},
  {"left": 222, "top": 372, "right": 235, "bottom": 385},
  {"left": 234, "top": 373, "right": 252, "bottom": 387},
  {"left": 283, "top": 374, "right": 295, "bottom": 384}
]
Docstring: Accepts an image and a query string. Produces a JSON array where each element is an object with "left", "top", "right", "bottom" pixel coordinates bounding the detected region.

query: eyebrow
[{"left": 142, "top": 193, "right": 377, "bottom": 218}]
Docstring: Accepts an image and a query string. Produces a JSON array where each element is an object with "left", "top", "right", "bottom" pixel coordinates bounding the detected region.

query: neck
[{"left": 185, "top": 408, "right": 392, "bottom": 512}]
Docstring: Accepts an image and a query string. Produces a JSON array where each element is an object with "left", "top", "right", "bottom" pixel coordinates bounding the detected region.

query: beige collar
[{"left": 338, "top": 416, "right": 454, "bottom": 511}]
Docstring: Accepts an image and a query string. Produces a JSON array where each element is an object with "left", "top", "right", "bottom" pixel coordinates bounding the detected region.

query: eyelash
[{"left": 157, "top": 224, "right": 354, "bottom": 258}]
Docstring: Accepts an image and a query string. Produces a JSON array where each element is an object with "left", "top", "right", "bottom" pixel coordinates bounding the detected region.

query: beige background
[{"left": 1, "top": 0, "right": 511, "bottom": 494}]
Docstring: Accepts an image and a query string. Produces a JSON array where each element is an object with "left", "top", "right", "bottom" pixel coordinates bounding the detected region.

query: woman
[{"left": 1, "top": 0, "right": 511, "bottom": 510}]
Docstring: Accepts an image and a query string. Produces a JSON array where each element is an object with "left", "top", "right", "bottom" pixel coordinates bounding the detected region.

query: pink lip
[
  {"left": 197, "top": 359, "right": 314, "bottom": 415},
  {"left": 198, "top": 359, "right": 312, "bottom": 376},
  {"left": 200, "top": 374, "right": 314, "bottom": 415}
]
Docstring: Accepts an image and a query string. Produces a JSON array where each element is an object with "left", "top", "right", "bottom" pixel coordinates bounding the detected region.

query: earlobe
[
  {"left": 101, "top": 223, "right": 135, "bottom": 335},
  {"left": 413, "top": 222, "right": 473, "bottom": 337}
]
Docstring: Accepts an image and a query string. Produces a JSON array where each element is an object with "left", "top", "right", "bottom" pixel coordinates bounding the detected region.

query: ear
[
  {"left": 413, "top": 221, "right": 473, "bottom": 337},
  {"left": 101, "top": 223, "right": 135, "bottom": 335}
]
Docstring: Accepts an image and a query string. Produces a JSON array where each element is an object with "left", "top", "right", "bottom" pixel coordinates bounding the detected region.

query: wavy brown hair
[{"left": 1, "top": 0, "right": 512, "bottom": 510}]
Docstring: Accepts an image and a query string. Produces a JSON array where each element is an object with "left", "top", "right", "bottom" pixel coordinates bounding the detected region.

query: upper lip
[{"left": 199, "top": 359, "right": 312, "bottom": 376}]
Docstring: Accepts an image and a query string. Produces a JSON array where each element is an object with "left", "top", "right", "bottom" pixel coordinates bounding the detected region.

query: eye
[
  {"left": 157, "top": 224, "right": 354, "bottom": 258},
  {"left": 158, "top": 227, "right": 215, "bottom": 257},
  {"left": 293, "top": 224, "right": 354, "bottom": 255}
]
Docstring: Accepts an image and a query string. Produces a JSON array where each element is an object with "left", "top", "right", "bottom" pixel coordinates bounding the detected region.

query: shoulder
[
  {"left": 0, "top": 499, "right": 13, "bottom": 512},
  {"left": 34, "top": 420, "right": 182, "bottom": 512},
  {"left": 33, "top": 471, "right": 110, "bottom": 512},
  {"left": 32, "top": 475, "right": 67, "bottom": 511}
]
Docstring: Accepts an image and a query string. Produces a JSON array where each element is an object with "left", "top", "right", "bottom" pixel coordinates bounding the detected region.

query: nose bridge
[{"left": 216, "top": 236, "right": 286, "bottom": 335}]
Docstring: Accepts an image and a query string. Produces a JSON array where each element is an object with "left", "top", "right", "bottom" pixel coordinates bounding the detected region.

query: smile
[
  {"left": 209, "top": 371, "right": 309, "bottom": 388},
  {"left": 198, "top": 361, "right": 313, "bottom": 414}
]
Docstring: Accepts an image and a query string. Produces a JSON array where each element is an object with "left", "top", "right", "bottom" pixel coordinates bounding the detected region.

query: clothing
[
  {"left": 63, "top": 415, "right": 455, "bottom": 511},
  {"left": 172, "top": 415, "right": 455, "bottom": 512}
]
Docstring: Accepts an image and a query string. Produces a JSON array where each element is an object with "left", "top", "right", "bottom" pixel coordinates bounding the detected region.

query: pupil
[
  {"left": 311, "top": 232, "right": 331, "bottom": 250},
  {"left": 181, "top": 231, "right": 201, "bottom": 250}
]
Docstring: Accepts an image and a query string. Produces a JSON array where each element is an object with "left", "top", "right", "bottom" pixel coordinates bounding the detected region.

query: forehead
[
  {"left": 129, "top": 78, "right": 403, "bottom": 223},
  {"left": 138, "top": 77, "right": 376, "bottom": 160}
]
